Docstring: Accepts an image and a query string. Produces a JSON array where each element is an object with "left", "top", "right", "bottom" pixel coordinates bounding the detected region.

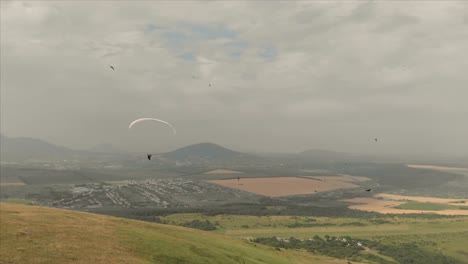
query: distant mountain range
[
  {"left": 0, "top": 134, "right": 369, "bottom": 164},
  {"left": 0, "top": 135, "right": 254, "bottom": 163},
  {"left": 0, "top": 134, "right": 78, "bottom": 161},
  {"left": 0, "top": 134, "right": 361, "bottom": 164},
  {"left": 5, "top": 134, "right": 460, "bottom": 165}
]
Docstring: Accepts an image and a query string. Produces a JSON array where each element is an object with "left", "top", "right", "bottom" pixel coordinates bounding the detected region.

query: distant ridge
[{"left": 0, "top": 134, "right": 76, "bottom": 161}]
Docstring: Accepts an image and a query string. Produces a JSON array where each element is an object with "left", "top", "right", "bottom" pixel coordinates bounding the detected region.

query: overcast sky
[{"left": 1, "top": 1, "right": 468, "bottom": 157}]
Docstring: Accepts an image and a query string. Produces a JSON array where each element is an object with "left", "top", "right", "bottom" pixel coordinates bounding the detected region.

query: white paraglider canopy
[{"left": 128, "top": 118, "right": 177, "bottom": 134}]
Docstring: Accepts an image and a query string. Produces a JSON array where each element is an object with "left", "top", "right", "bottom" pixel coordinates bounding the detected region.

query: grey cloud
[
  {"left": 373, "top": 14, "right": 420, "bottom": 33},
  {"left": 1, "top": 1, "right": 467, "bottom": 156}
]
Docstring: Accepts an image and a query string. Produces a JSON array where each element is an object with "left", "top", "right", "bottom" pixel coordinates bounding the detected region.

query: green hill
[{"left": 0, "top": 203, "right": 351, "bottom": 264}]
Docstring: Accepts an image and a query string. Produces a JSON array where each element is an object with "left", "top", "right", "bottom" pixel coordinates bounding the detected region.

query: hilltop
[
  {"left": 0, "top": 203, "right": 351, "bottom": 264},
  {"left": 162, "top": 142, "right": 257, "bottom": 164}
]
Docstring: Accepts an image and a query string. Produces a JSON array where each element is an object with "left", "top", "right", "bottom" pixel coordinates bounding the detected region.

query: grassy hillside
[{"left": 0, "top": 203, "right": 352, "bottom": 264}]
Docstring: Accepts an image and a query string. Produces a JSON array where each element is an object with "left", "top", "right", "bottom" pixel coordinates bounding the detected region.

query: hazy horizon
[{"left": 2, "top": 1, "right": 468, "bottom": 157}]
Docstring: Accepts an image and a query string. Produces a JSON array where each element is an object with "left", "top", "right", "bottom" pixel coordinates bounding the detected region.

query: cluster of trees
[
  {"left": 254, "top": 236, "right": 459, "bottom": 264},
  {"left": 181, "top": 220, "right": 217, "bottom": 231},
  {"left": 254, "top": 235, "right": 365, "bottom": 259},
  {"left": 100, "top": 202, "right": 459, "bottom": 223},
  {"left": 371, "top": 242, "right": 458, "bottom": 264}
]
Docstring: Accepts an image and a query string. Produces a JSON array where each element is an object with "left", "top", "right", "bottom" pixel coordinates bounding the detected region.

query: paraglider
[
  {"left": 129, "top": 118, "right": 176, "bottom": 161},
  {"left": 128, "top": 118, "right": 176, "bottom": 134}
]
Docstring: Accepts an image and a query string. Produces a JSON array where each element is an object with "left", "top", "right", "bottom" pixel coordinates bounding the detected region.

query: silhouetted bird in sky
[
  {"left": 374, "top": 138, "right": 378, "bottom": 142},
  {"left": 110, "top": 65, "right": 115, "bottom": 70},
  {"left": 366, "top": 189, "right": 372, "bottom": 192},
  {"left": 147, "top": 154, "right": 152, "bottom": 160}
]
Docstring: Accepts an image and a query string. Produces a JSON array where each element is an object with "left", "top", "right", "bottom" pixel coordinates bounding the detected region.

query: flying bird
[
  {"left": 147, "top": 154, "right": 152, "bottom": 160},
  {"left": 374, "top": 138, "right": 378, "bottom": 142},
  {"left": 110, "top": 65, "right": 115, "bottom": 70},
  {"left": 366, "top": 189, "right": 371, "bottom": 192}
]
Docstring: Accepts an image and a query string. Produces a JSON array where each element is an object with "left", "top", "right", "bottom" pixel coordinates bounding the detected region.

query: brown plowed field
[{"left": 209, "top": 176, "right": 360, "bottom": 197}]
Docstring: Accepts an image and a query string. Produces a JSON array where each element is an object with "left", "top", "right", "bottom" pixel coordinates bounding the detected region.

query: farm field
[
  {"left": 204, "top": 169, "right": 243, "bottom": 174},
  {"left": 161, "top": 213, "right": 468, "bottom": 238},
  {"left": 308, "top": 175, "right": 371, "bottom": 182},
  {"left": 344, "top": 197, "right": 468, "bottom": 215},
  {"left": 407, "top": 164, "right": 468, "bottom": 172},
  {"left": 0, "top": 203, "right": 359, "bottom": 264},
  {"left": 395, "top": 201, "right": 468, "bottom": 211},
  {"left": 344, "top": 193, "right": 468, "bottom": 215},
  {"left": 209, "top": 176, "right": 362, "bottom": 197},
  {"left": 160, "top": 213, "right": 468, "bottom": 263},
  {"left": 376, "top": 193, "right": 468, "bottom": 205}
]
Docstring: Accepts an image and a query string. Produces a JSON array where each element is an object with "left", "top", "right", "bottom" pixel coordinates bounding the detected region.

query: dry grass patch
[
  {"left": 0, "top": 203, "right": 141, "bottom": 264},
  {"left": 344, "top": 195, "right": 468, "bottom": 216},
  {"left": 407, "top": 164, "right": 468, "bottom": 172},
  {"left": 376, "top": 193, "right": 468, "bottom": 206}
]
